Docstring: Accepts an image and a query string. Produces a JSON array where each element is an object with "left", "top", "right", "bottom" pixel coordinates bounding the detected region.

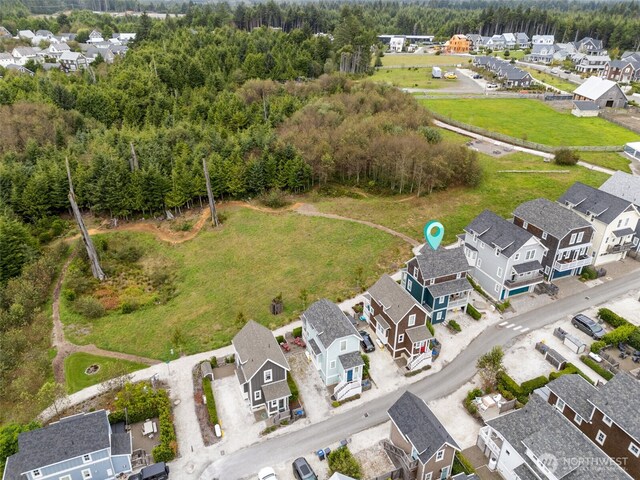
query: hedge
[
  {"left": 448, "top": 320, "right": 462, "bottom": 332},
  {"left": 580, "top": 265, "right": 598, "bottom": 280},
  {"left": 275, "top": 335, "right": 285, "bottom": 344},
  {"left": 427, "top": 321, "right": 435, "bottom": 336},
  {"left": 602, "top": 324, "right": 637, "bottom": 345},
  {"left": 203, "top": 377, "right": 218, "bottom": 425},
  {"left": 590, "top": 340, "right": 607, "bottom": 354},
  {"left": 549, "top": 363, "right": 594, "bottom": 385},
  {"left": 452, "top": 452, "right": 476, "bottom": 475},
  {"left": 287, "top": 372, "right": 299, "bottom": 403},
  {"left": 328, "top": 447, "right": 362, "bottom": 479},
  {"left": 580, "top": 355, "right": 614, "bottom": 380},
  {"left": 521, "top": 376, "right": 549, "bottom": 395},
  {"left": 597, "top": 308, "right": 629, "bottom": 328},
  {"left": 292, "top": 326, "right": 302, "bottom": 338},
  {"left": 467, "top": 303, "right": 482, "bottom": 320},
  {"left": 497, "top": 372, "right": 525, "bottom": 403}
]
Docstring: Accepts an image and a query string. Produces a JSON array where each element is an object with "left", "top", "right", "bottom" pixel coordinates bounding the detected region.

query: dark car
[
  {"left": 472, "top": 74, "right": 483, "bottom": 79},
  {"left": 292, "top": 457, "right": 318, "bottom": 480},
  {"left": 128, "top": 463, "right": 170, "bottom": 480},
  {"left": 359, "top": 330, "right": 375, "bottom": 353},
  {"left": 572, "top": 314, "right": 605, "bottom": 339}
]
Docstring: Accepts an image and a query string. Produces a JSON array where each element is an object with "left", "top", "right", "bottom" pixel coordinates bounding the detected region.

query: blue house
[
  {"left": 402, "top": 245, "right": 472, "bottom": 324},
  {"left": 3, "top": 410, "right": 132, "bottom": 480}
]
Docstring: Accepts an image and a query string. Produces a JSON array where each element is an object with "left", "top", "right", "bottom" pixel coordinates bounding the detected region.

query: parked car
[
  {"left": 472, "top": 73, "right": 482, "bottom": 79},
  {"left": 292, "top": 457, "right": 318, "bottom": 480},
  {"left": 359, "top": 330, "right": 375, "bottom": 352},
  {"left": 128, "top": 463, "right": 170, "bottom": 480},
  {"left": 444, "top": 71, "right": 457, "bottom": 79},
  {"left": 486, "top": 83, "right": 498, "bottom": 89},
  {"left": 258, "top": 467, "right": 278, "bottom": 480},
  {"left": 571, "top": 314, "right": 605, "bottom": 339}
]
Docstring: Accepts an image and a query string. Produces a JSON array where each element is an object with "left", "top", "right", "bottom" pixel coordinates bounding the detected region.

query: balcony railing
[
  {"left": 554, "top": 254, "right": 593, "bottom": 272},
  {"left": 505, "top": 274, "right": 544, "bottom": 289},
  {"left": 479, "top": 426, "right": 503, "bottom": 455},
  {"left": 607, "top": 242, "right": 636, "bottom": 254}
]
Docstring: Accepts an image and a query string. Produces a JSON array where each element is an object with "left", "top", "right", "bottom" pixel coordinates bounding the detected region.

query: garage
[{"left": 508, "top": 286, "right": 530, "bottom": 297}]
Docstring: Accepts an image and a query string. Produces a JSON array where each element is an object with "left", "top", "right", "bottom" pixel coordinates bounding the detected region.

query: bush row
[
  {"left": 598, "top": 308, "right": 628, "bottom": 328},
  {"left": 467, "top": 303, "right": 482, "bottom": 320},
  {"left": 203, "top": 377, "right": 218, "bottom": 426},
  {"left": 580, "top": 355, "right": 614, "bottom": 381},
  {"left": 287, "top": 372, "right": 299, "bottom": 403}
]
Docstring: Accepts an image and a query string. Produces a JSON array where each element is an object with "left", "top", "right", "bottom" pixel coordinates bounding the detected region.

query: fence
[
  {"left": 370, "top": 468, "right": 405, "bottom": 480},
  {"left": 598, "top": 109, "right": 640, "bottom": 135}
]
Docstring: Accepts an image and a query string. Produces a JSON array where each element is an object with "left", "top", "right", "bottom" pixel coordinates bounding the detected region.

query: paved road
[{"left": 200, "top": 268, "right": 640, "bottom": 479}]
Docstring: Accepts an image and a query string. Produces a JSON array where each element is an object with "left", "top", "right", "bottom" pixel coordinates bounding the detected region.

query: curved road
[{"left": 200, "top": 268, "right": 640, "bottom": 479}]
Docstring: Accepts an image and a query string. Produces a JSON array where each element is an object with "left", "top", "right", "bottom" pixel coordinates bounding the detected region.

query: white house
[
  {"left": 0, "top": 52, "right": 14, "bottom": 68},
  {"left": 389, "top": 36, "right": 405, "bottom": 52},
  {"left": 559, "top": 182, "right": 640, "bottom": 265},
  {"left": 11, "top": 47, "right": 37, "bottom": 66},
  {"left": 600, "top": 171, "right": 640, "bottom": 255},
  {"left": 17, "top": 29, "right": 35, "bottom": 40},
  {"left": 531, "top": 34, "right": 554, "bottom": 45},
  {"left": 87, "top": 29, "right": 105, "bottom": 44}
]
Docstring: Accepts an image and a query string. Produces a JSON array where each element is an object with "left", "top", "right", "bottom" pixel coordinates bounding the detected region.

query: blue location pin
[{"left": 424, "top": 221, "right": 445, "bottom": 250}]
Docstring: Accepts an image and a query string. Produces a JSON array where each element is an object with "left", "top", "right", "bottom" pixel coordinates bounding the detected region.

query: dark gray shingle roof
[
  {"left": 414, "top": 245, "right": 470, "bottom": 280},
  {"left": 4, "top": 411, "right": 112, "bottom": 480},
  {"left": 426, "top": 277, "right": 472, "bottom": 298},
  {"left": 465, "top": 210, "right": 535, "bottom": 258},
  {"left": 546, "top": 374, "right": 598, "bottom": 420},
  {"left": 573, "top": 100, "right": 599, "bottom": 111},
  {"left": 303, "top": 299, "right": 361, "bottom": 349},
  {"left": 512, "top": 260, "right": 542, "bottom": 274},
  {"left": 514, "top": 198, "right": 592, "bottom": 239},
  {"left": 338, "top": 351, "right": 364, "bottom": 370},
  {"left": 589, "top": 372, "right": 640, "bottom": 440},
  {"left": 110, "top": 432, "right": 131, "bottom": 455},
  {"left": 262, "top": 379, "right": 291, "bottom": 402},
  {"left": 612, "top": 227, "right": 635, "bottom": 237},
  {"left": 406, "top": 325, "right": 432, "bottom": 343},
  {"left": 232, "top": 320, "right": 289, "bottom": 381},
  {"left": 388, "top": 391, "right": 460, "bottom": 463},
  {"left": 368, "top": 275, "right": 422, "bottom": 324},
  {"left": 559, "top": 182, "right": 634, "bottom": 225}
]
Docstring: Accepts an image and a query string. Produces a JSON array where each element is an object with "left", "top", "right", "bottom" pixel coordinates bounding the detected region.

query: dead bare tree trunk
[
  {"left": 202, "top": 158, "right": 219, "bottom": 227},
  {"left": 129, "top": 142, "right": 139, "bottom": 171},
  {"left": 66, "top": 158, "right": 106, "bottom": 281}
]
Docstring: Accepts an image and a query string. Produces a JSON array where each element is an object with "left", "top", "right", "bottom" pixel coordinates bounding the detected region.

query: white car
[
  {"left": 486, "top": 83, "right": 499, "bottom": 89},
  {"left": 258, "top": 467, "right": 278, "bottom": 480}
]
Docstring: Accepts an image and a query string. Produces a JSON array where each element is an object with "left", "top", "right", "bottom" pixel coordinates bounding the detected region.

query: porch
[
  {"left": 553, "top": 252, "right": 593, "bottom": 272},
  {"left": 332, "top": 351, "right": 364, "bottom": 401}
]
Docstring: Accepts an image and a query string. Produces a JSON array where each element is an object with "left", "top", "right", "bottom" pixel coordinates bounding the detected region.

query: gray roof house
[
  {"left": 600, "top": 171, "right": 640, "bottom": 253},
  {"left": 232, "top": 320, "right": 291, "bottom": 418},
  {"left": 513, "top": 198, "right": 594, "bottom": 279},
  {"left": 386, "top": 391, "right": 461, "bottom": 480},
  {"left": 478, "top": 394, "right": 630, "bottom": 480},
  {"left": 573, "top": 76, "right": 627, "bottom": 108},
  {"left": 302, "top": 299, "right": 363, "bottom": 401},
  {"left": 3, "top": 410, "right": 132, "bottom": 480},
  {"left": 463, "top": 210, "right": 547, "bottom": 301},
  {"left": 559, "top": 182, "right": 640, "bottom": 264}
]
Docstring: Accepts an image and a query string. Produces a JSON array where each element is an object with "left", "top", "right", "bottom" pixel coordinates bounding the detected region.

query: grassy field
[
  {"left": 579, "top": 151, "right": 632, "bottom": 173},
  {"left": 61, "top": 209, "right": 409, "bottom": 359},
  {"left": 380, "top": 53, "right": 472, "bottom": 67},
  {"left": 311, "top": 152, "right": 609, "bottom": 243},
  {"left": 521, "top": 67, "right": 578, "bottom": 92},
  {"left": 422, "top": 98, "right": 638, "bottom": 146},
  {"left": 495, "top": 50, "right": 526, "bottom": 60},
  {"left": 64, "top": 352, "right": 147, "bottom": 393},
  {"left": 370, "top": 67, "right": 458, "bottom": 89}
]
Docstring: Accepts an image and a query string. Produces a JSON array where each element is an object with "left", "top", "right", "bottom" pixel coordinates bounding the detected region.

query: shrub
[
  {"left": 580, "top": 265, "right": 598, "bottom": 280},
  {"left": 328, "top": 447, "right": 362, "bottom": 479},
  {"left": 549, "top": 363, "right": 594, "bottom": 385},
  {"left": 73, "top": 296, "right": 105, "bottom": 318},
  {"left": 602, "top": 324, "right": 636, "bottom": 345},
  {"left": 120, "top": 300, "right": 140, "bottom": 314},
  {"left": 581, "top": 355, "right": 614, "bottom": 380},
  {"left": 521, "top": 376, "right": 549, "bottom": 395},
  {"left": 452, "top": 452, "right": 476, "bottom": 475},
  {"left": 259, "top": 188, "right": 290, "bottom": 209},
  {"left": 275, "top": 335, "right": 285, "bottom": 344},
  {"left": 597, "top": 308, "right": 629, "bottom": 328},
  {"left": 628, "top": 329, "right": 640, "bottom": 350},
  {"left": 467, "top": 303, "right": 482, "bottom": 320},
  {"left": 448, "top": 320, "right": 461, "bottom": 332},
  {"left": 226, "top": 354, "right": 235, "bottom": 364},
  {"left": 419, "top": 126, "right": 443, "bottom": 144},
  {"left": 203, "top": 377, "right": 218, "bottom": 425},
  {"left": 464, "top": 388, "right": 482, "bottom": 415},
  {"left": 361, "top": 354, "right": 370, "bottom": 379},
  {"left": 497, "top": 371, "right": 525, "bottom": 402},
  {"left": 210, "top": 356, "right": 218, "bottom": 368},
  {"left": 292, "top": 326, "right": 302, "bottom": 338},
  {"left": 590, "top": 340, "right": 607, "bottom": 353},
  {"left": 287, "top": 372, "right": 299, "bottom": 403},
  {"left": 427, "top": 321, "right": 435, "bottom": 336},
  {"left": 62, "top": 288, "right": 76, "bottom": 302},
  {"left": 332, "top": 400, "right": 340, "bottom": 408},
  {"left": 496, "top": 300, "right": 511, "bottom": 313},
  {"left": 554, "top": 148, "right": 580, "bottom": 166}
]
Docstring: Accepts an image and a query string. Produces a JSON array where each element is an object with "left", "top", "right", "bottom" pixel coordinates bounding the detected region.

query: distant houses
[{"left": 473, "top": 56, "right": 533, "bottom": 89}]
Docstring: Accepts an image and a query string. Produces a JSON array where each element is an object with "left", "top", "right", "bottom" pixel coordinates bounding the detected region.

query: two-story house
[
  {"left": 477, "top": 394, "right": 629, "bottom": 480},
  {"left": 3, "top": 410, "right": 132, "bottom": 480},
  {"left": 232, "top": 320, "right": 291, "bottom": 418},
  {"left": 11, "top": 47, "right": 37, "bottom": 66},
  {"left": 364, "top": 274, "right": 433, "bottom": 371},
  {"left": 302, "top": 299, "right": 363, "bottom": 401},
  {"left": 402, "top": 245, "right": 472, "bottom": 324},
  {"left": 545, "top": 373, "right": 640, "bottom": 479},
  {"left": 532, "top": 35, "right": 554, "bottom": 45},
  {"left": 386, "top": 391, "right": 461, "bottom": 480},
  {"left": 600, "top": 171, "right": 640, "bottom": 255},
  {"left": 513, "top": 198, "right": 594, "bottom": 279},
  {"left": 559, "top": 182, "right": 640, "bottom": 265},
  {"left": 463, "top": 210, "right": 547, "bottom": 301},
  {"left": 602, "top": 55, "right": 640, "bottom": 83},
  {"left": 444, "top": 34, "right": 470, "bottom": 54}
]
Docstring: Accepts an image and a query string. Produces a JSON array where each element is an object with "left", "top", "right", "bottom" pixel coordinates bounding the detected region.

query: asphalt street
[{"left": 200, "top": 267, "right": 640, "bottom": 480}]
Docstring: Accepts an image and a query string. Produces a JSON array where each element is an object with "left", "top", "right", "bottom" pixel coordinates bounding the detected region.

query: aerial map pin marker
[{"left": 424, "top": 221, "right": 444, "bottom": 250}]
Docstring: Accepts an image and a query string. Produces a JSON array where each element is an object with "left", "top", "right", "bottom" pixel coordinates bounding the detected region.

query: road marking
[
  {"left": 498, "top": 321, "right": 509, "bottom": 326},
  {"left": 512, "top": 325, "right": 522, "bottom": 331},
  {"left": 505, "top": 323, "right": 515, "bottom": 329},
  {"left": 520, "top": 327, "right": 530, "bottom": 333}
]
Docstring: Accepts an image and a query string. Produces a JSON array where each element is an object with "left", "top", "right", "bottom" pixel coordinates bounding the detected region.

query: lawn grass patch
[
  {"left": 380, "top": 54, "right": 470, "bottom": 67},
  {"left": 578, "top": 151, "right": 631, "bottom": 173},
  {"left": 370, "top": 67, "right": 455, "bottom": 89},
  {"left": 202, "top": 377, "right": 218, "bottom": 425},
  {"left": 61, "top": 208, "right": 408, "bottom": 359},
  {"left": 422, "top": 98, "right": 637, "bottom": 146},
  {"left": 520, "top": 67, "right": 578, "bottom": 92},
  {"left": 63, "top": 352, "right": 147, "bottom": 394}
]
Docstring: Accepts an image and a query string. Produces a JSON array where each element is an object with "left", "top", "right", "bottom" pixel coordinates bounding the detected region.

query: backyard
[
  {"left": 520, "top": 66, "right": 578, "bottom": 92},
  {"left": 370, "top": 67, "right": 457, "bottom": 89},
  {"left": 380, "top": 53, "right": 471, "bottom": 67},
  {"left": 422, "top": 98, "right": 638, "bottom": 146},
  {"left": 60, "top": 207, "right": 409, "bottom": 359},
  {"left": 579, "top": 151, "right": 632, "bottom": 173},
  {"left": 63, "top": 352, "right": 147, "bottom": 393}
]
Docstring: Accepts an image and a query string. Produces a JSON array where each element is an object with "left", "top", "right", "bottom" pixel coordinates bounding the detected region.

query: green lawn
[
  {"left": 61, "top": 208, "right": 409, "bottom": 359},
  {"left": 495, "top": 50, "right": 525, "bottom": 60},
  {"left": 370, "top": 67, "right": 458, "bottom": 89},
  {"left": 64, "top": 352, "right": 147, "bottom": 393},
  {"left": 521, "top": 67, "right": 578, "bottom": 92},
  {"left": 422, "top": 98, "right": 637, "bottom": 146},
  {"left": 578, "top": 151, "right": 632, "bottom": 173},
  {"left": 380, "top": 54, "right": 472, "bottom": 67},
  {"left": 311, "top": 151, "right": 609, "bottom": 244}
]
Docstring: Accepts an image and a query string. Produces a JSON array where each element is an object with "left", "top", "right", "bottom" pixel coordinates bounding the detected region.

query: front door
[
  {"left": 440, "top": 466, "right": 449, "bottom": 480},
  {"left": 347, "top": 368, "right": 353, "bottom": 382}
]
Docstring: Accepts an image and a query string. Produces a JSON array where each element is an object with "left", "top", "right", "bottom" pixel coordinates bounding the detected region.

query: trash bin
[{"left": 317, "top": 449, "right": 325, "bottom": 461}]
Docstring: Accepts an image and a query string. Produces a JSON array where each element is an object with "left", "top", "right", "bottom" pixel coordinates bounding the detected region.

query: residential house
[
  {"left": 544, "top": 373, "right": 640, "bottom": 479},
  {"left": 515, "top": 32, "right": 530, "bottom": 49},
  {"left": 87, "top": 29, "right": 104, "bottom": 43},
  {"left": 553, "top": 42, "right": 577, "bottom": 62},
  {"left": 5, "top": 64, "right": 34, "bottom": 76},
  {"left": 111, "top": 32, "right": 136, "bottom": 43},
  {"left": 574, "top": 37, "right": 605, "bottom": 54},
  {"left": 386, "top": 391, "right": 461, "bottom": 480},
  {"left": 444, "top": 34, "right": 470, "bottom": 54},
  {"left": 572, "top": 76, "right": 628, "bottom": 108},
  {"left": 11, "top": 47, "right": 37, "bottom": 66},
  {"left": 403, "top": 245, "right": 472, "bottom": 324},
  {"left": 531, "top": 34, "right": 554, "bottom": 45},
  {"left": 17, "top": 29, "right": 35, "bottom": 41},
  {"left": 524, "top": 43, "right": 556, "bottom": 64},
  {"left": 486, "top": 34, "right": 506, "bottom": 51},
  {"left": 0, "top": 52, "right": 14, "bottom": 68},
  {"left": 502, "top": 68, "right": 533, "bottom": 88},
  {"left": 502, "top": 33, "right": 517, "bottom": 50},
  {"left": 59, "top": 51, "right": 88, "bottom": 72},
  {"left": 3, "top": 410, "right": 132, "bottom": 480},
  {"left": 302, "top": 299, "right": 363, "bottom": 401},
  {"left": 571, "top": 100, "right": 600, "bottom": 117},
  {"left": 573, "top": 52, "right": 610, "bottom": 74},
  {"left": 463, "top": 210, "right": 547, "bottom": 301},
  {"left": 473, "top": 56, "right": 532, "bottom": 88},
  {"left": 477, "top": 394, "right": 630, "bottom": 480},
  {"left": 513, "top": 198, "right": 594, "bottom": 279},
  {"left": 466, "top": 34, "right": 483, "bottom": 51},
  {"left": 364, "top": 274, "right": 433, "bottom": 371},
  {"left": 600, "top": 171, "right": 640, "bottom": 254},
  {"left": 232, "top": 320, "right": 291, "bottom": 417},
  {"left": 85, "top": 46, "right": 116, "bottom": 64},
  {"left": 389, "top": 36, "right": 406, "bottom": 52},
  {"left": 558, "top": 182, "right": 640, "bottom": 264},
  {"left": 0, "top": 26, "right": 12, "bottom": 38},
  {"left": 602, "top": 53, "right": 640, "bottom": 83},
  {"left": 46, "top": 42, "right": 71, "bottom": 58}
]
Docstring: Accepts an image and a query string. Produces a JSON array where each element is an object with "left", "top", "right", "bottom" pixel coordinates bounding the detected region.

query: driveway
[{"left": 287, "top": 351, "right": 332, "bottom": 422}]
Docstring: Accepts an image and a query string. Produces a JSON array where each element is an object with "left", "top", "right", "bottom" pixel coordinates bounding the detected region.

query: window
[
  {"left": 577, "top": 231, "right": 584, "bottom": 243},
  {"left": 497, "top": 267, "right": 503, "bottom": 278},
  {"left": 477, "top": 258, "right": 482, "bottom": 268},
  {"left": 495, "top": 248, "right": 500, "bottom": 257},
  {"left": 82, "top": 470, "right": 92, "bottom": 480},
  {"left": 82, "top": 454, "right": 91, "bottom": 463},
  {"left": 340, "top": 340, "right": 347, "bottom": 352},
  {"left": 436, "top": 449, "right": 445, "bottom": 462},
  {"left": 494, "top": 284, "right": 500, "bottom": 293},
  {"left": 596, "top": 430, "right": 607, "bottom": 445},
  {"left": 617, "top": 219, "right": 622, "bottom": 228},
  {"left": 408, "top": 314, "right": 416, "bottom": 327},
  {"left": 624, "top": 218, "right": 629, "bottom": 226},
  {"left": 555, "top": 398, "right": 566, "bottom": 412},
  {"left": 406, "top": 279, "right": 413, "bottom": 292},
  {"left": 542, "top": 232, "right": 548, "bottom": 240},
  {"left": 413, "top": 267, "right": 419, "bottom": 278},
  {"left": 479, "top": 242, "right": 484, "bottom": 249},
  {"left": 32, "top": 471, "right": 41, "bottom": 479},
  {"left": 603, "top": 415, "right": 613, "bottom": 427},
  {"left": 523, "top": 221, "right": 529, "bottom": 228},
  {"left": 398, "top": 334, "right": 405, "bottom": 343},
  {"left": 60, "top": 476, "right": 72, "bottom": 480},
  {"left": 570, "top": 233, "right": 577, "bottom": 244},
  {"left": 254, "top": 390, "right": 262, "bottom": 401},
  {"left": 629, "top": 443, "right": 640, "bottom": 458},
  {"left": 575, "top": 413, "right": 583, "bottom": 425},
  {"left": 424, "top": 473, "right": 432, "bottom": 480},
  {"left": 264, "top": 369, "right": 273, "bottom": 383},
  {"left": 456, "top": 272, "right": 461, "bottom": 279},
  {"left": 330, "top": 360, "right": 336, "bottom": 369},
  {"left": 514, "top": 253, "right": 520, "bottom": 261},
  {"left": 525, "top": 249, "right": 535, "bottom": 260}
]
